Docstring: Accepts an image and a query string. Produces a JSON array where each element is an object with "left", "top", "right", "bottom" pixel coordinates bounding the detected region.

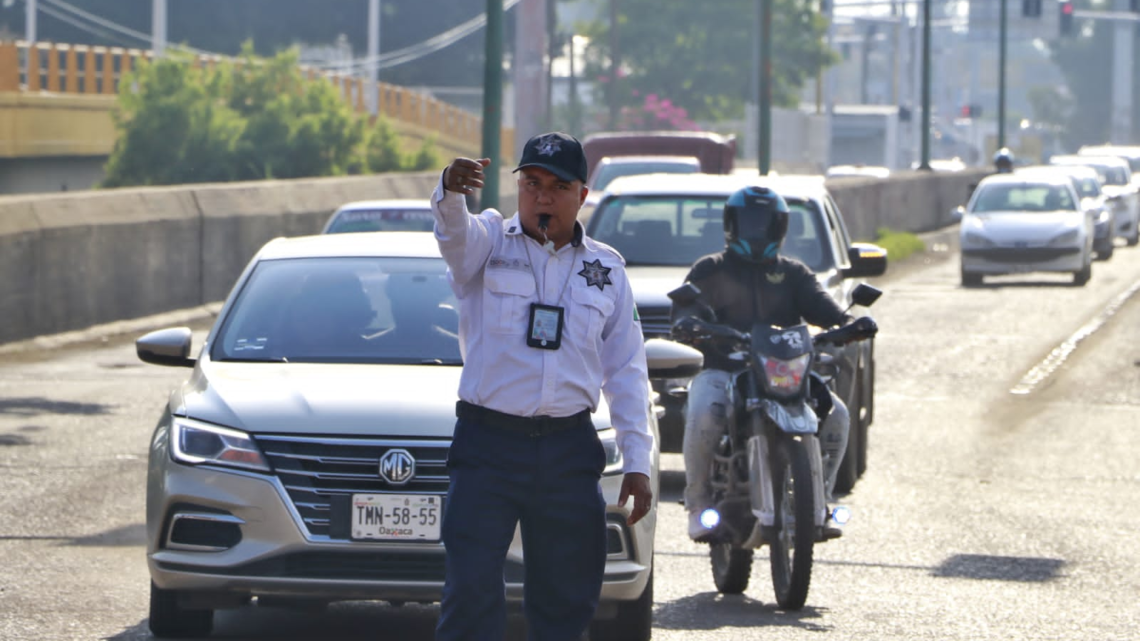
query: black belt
[{"left": 456, "top": 401, "right": 591, "bottom": 437}]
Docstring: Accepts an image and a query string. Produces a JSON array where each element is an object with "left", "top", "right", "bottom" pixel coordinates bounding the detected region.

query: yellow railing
[{"left": 0, "top": 40, "right": 511, "bottom": 160}]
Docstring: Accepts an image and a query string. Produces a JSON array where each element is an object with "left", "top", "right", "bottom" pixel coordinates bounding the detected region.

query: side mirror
[
  {"left": 850, "top": 283, "right": 883, "bottom": 308},
  {"left": 666, "top": 282, "right": 701, "bottom": 306},
  {"left": 950, "top": 205, "right": 966, "bottom": 223},
  {"left": 644, "top": 338, "right": 704, "bottom": 379},
  {"left": 845, "top": 243, "right": 888, "bottom": 278},
  {"left": 137, "top": 327, "right": 196, "bottom": 368}
]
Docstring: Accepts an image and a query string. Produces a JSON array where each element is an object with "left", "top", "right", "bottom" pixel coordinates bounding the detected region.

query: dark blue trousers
[{"left": 435, "top": 416, "right": 607, "bottom": 641}]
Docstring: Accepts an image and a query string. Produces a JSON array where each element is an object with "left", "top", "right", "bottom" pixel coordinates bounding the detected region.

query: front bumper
[
  {"left": 147, "top": 451, "right": 653, "bottom": 607},
  {"left": 960, "top": 245, "right": 1085, "bottom": 274}
]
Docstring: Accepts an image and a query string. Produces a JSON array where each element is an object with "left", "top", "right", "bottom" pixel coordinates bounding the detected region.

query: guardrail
[{"left": 0, "top": 40, "right": 511, "bottom": 159}]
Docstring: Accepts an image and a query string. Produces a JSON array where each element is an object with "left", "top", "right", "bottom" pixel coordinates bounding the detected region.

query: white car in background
[
  {"left": 136, "top": 232, "right": 696, "bottom": 641},
  {"left": 1017, "top": 165, "right": 1115, "bottom": 260},
  {"left": 1049, "top": 154, "right": 1138, "bottom": 246},
  {"left": 320, "top": 199, "right": 434, "bottom": 234},
  {"left": 581, "top": 156, "right": 702, "bottom": 217},
  {"left": 957, "top": 173, "right": 1095, "bottom": 287}
]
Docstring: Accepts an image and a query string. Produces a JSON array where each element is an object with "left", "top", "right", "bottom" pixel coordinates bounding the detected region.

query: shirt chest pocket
[
  {"left": 484, "top": 271, "right": 536, "bottom": 334},
  {"left": 570, "top": 286, "right": 615, "bottom": 351}
]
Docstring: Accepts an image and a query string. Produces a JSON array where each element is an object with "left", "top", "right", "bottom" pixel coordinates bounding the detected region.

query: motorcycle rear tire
[
  {"left": 710, "top": 542, "right": 753, "bottom": 595},
  {"left": 769, "top": 437, "right": 816, "bottom": 610}
]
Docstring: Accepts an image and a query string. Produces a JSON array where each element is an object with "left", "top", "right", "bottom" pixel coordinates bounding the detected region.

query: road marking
[{"left": 1010, "top": 278, "right": 1140, "bottom": 395}]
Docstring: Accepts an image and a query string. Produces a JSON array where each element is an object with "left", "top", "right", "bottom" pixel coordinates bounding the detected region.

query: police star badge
[
  {"left": 578, "top": 259, "right": 613, "bottom": 291},
  {"left": 536, "top": 134, "right": 562, "bottom": 156}
]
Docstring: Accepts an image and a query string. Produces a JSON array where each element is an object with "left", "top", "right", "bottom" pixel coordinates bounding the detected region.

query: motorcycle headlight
[
  {"left": 1051, "top": 228, "right": 1080, "bottom": 246},
  {"left": 171, "top": 418, "right": 271, "bottom": 472},
  {"left": 597, "top": 427, "right": 624, "bottom": 475},
  {"left": 760, "top": 353, "right": 812, "bottom": 395}
]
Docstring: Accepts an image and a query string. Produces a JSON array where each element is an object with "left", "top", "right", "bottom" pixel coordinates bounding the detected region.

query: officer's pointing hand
[
  {"left": 618, "top": 472, "right": 653, "bottom": 526},
  {"left": 444, "top": 157, "right": 492, "bottom": 196}
]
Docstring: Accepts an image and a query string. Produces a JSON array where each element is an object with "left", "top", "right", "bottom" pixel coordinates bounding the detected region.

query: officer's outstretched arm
[{"left": 431, "top": 158, "right": 498, "bottom": 289}]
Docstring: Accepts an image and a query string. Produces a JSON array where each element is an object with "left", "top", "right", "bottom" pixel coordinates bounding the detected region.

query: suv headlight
[
  {"left": 597, "top": 427, "right": 624, "bottom": 475},
  {"left": 171, "top": 418, "right": 271, "bottom": 472}
]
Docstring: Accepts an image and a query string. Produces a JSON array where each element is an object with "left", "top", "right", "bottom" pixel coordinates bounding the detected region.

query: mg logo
[{"left": 378, "top": 449, "right": 415, "bottom": 486}]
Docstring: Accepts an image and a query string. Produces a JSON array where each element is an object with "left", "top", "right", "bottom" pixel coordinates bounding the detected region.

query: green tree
[
  {"left": 578, "top": 0, "right": 836, "bottom": 126},
  {"left": 103, "top": 53, "right": 245, "bottom": 187}
]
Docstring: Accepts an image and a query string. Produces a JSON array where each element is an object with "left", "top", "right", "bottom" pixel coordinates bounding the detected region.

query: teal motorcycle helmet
[{"left": 723, "top": 185, "right": 790, "bottom": 264}]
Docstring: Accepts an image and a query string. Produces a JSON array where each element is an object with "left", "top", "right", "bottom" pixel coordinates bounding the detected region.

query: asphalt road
[{"left": 2, "top": 231, "right": 1139, "bottom": 640}]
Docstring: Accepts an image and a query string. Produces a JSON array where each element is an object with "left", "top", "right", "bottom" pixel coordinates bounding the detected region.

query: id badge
[{"left": 527, "top": 303, "right": 564, "bottom": 350}]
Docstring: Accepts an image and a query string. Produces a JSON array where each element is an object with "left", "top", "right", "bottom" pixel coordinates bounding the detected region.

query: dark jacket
[{"left": 671, "top": 251, "right": 850, "bottom": 370}]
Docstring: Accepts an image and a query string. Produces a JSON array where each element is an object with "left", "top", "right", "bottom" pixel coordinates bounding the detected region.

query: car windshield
[
  {"left": 587, "top": 195, "right": 832, "bottom": 270},
  {"left": 210, "top": 257, "right": 460, "bottom": 365},
  {"left": 971, "top": 184, "right": 1077, "bottom": 212},
  {"left": 591, "top": 161, "right": 699, "bottom": 191},
  {"left": 325, "top": 208, "right": 434, "bottom": 233}
]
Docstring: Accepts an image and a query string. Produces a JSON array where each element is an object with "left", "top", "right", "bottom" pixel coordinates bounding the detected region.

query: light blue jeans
[{"left": 683, "top": 368, "right": 850, "bottom": 512}]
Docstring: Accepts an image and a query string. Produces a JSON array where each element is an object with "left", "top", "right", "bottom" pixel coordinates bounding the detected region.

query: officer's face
[{"left": 517, "top": 167, "right": 588, "bottom": 246}]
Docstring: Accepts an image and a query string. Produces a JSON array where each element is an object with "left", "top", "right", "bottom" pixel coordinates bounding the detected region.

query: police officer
[
  {"left": 430, "top": 131, "right": 655, "bottom": 641},
  {"left": 994, "top": 147, "right": 1015, "bottom": 174},
  {"left": 670, "top": 185, "right": 875, "bottom": 542}
]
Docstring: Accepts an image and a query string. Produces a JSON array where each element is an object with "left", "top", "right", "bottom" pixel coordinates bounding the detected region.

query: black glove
[
  {"left": 671, "top": 316, "right": 703, "bottom": 344},
  {"left": 849, "top": 316, "right": 878, "bottom": 339}
]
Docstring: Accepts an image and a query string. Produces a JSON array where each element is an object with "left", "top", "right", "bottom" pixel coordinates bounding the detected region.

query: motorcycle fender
[
  {"left": 747, "top": 434, "right": 776, "bottom": 527},
  {"left": 760, "top": 399, "right": 819, "bottom": 434},
  {"left": 805, "top": 435, "right": 829, "bottom": 527}
]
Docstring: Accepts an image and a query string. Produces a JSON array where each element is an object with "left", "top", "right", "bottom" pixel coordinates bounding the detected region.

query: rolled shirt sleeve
[
  {"left": 431, "top": 172, "right": 498, "bottom": 289},
  {"left": 600, "top": 266, "right": 655, "bottom": 477}
]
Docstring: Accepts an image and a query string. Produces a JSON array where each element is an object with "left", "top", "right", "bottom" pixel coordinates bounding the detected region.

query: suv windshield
[
  {"left": 325, "top": 208, "right": 435, "bottom": 233},
  {"left": 972, "top": 184, "right": 1077, "bottom": 212},
  {"left": 587, "top": 195, "right": 832, "bottom": 271},
  {"left": 211, "top": 257, "right": 460, "bottom": 364}
]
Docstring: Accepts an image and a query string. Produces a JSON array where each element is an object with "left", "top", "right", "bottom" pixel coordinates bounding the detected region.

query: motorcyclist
[
  {"left": 993, "top": 147, "right": 1015, "bottom": 174},
  {"left": 670, "top": 185, "right": 875, "bottom": 542}
]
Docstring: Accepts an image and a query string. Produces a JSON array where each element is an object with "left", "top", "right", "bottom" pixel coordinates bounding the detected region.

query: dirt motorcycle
[{"left": 668, "top": 282, "right": 881, "bottom": 610}]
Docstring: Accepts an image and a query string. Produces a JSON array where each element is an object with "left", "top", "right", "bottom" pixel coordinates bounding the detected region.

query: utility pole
[
  {"left": 481, "top": 0, "right": 504, "bottom": 211},
  {"left": 759, "top": 0, "right": 773, "bottom": 175},
  {"left": 515, "top": 0, "right": 547, "bottom": 156},
  {"left": 997, "top": 0, "right": 1008, "bottom": 149},
  {"left": 1111, "top": 0, "right": 1134, "bottom": 143},
  {"left": 25, "top": 0, "right": 36, "bottom": 43},
  {"left": 608, "top": 0, "right": 620, "bottom": 128},
  {"left": 919, "top": 0, "right": 931, "bottom": 170},
  {"left": 152, "top": 0, "right": 167, "bottom": 56},
  {"left": 367, "top": 0, "right": 380, "bottom": 115}
]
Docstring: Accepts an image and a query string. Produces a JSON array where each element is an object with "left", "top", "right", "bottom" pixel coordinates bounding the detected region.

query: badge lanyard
[{"left": 522, "top": 237, "right": 577, "bottom": 349}]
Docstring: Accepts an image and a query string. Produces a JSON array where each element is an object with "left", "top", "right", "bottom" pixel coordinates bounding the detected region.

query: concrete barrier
[{"left": 0, "top": 168, "right": 982, "bottom": 346}]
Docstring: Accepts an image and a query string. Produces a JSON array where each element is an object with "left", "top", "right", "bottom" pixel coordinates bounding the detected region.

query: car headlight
[
  {"left": 171, "top": 417, "right": 271, "bottom": 472},
  {"left": 597, "top": 427, "right": 624, "bottom": 475},
  {"left": 963, "top": 231, "right": 993, "bottom": 248},
  {"left": 1051, "top": 228, "right": 1080, "bottom": 246}
]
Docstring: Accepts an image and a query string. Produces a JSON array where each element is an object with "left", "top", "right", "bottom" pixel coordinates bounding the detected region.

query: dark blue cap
[{"left": 513, "top": 132, "right": 588, "bottom": 183}]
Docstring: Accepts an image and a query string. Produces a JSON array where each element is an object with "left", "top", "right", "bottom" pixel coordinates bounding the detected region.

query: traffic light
[
  {"left": 1059, "top": 1, "right": 1074, "bottom": 37},
  {"left": 1022, "top": 0, "right": 1042, "bottom": 18}
]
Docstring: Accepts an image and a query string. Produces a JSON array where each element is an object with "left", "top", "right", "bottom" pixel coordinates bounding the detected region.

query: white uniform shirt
[{"left": 430, "top": 178, "right": 654, "bottom": 477}]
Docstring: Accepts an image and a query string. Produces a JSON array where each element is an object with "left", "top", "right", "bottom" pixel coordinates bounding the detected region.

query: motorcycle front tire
[
  {"left": 769, "top": 436, "right": 816, "bottom": 610},
  {"left": 710, "top": 542, "right": 753, "bottom": 595}
]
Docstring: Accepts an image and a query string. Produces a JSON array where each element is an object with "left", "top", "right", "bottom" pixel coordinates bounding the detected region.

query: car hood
[
  {"left": 178, "top": 361, "right": 614, "bottom": 437},
  {"left": 625, "top": 266, "right": 692, "bottom": 310},
  {"left": 964, "top": 211, "right": 1086, "bottom": 242}
]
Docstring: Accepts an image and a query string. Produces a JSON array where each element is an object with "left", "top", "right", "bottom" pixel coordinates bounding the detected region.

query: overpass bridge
[{"left": 0, "top": 40, "right": 512, "bottom": 194}]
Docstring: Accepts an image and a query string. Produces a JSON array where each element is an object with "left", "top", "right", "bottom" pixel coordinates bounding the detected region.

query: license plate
[{"left": 351, "top": 494, "right": 442, "bottom": 541}]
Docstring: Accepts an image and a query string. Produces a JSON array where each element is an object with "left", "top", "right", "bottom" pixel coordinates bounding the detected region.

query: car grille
[
  {"left": 962, "top": 247, "right": 1080, "bottom": 263},
  {"left": 255, "top": 435, "right": 451, "bottom": 539},
  {"left": 638, "top": 306, "right": 672, "bottom": 340}
]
